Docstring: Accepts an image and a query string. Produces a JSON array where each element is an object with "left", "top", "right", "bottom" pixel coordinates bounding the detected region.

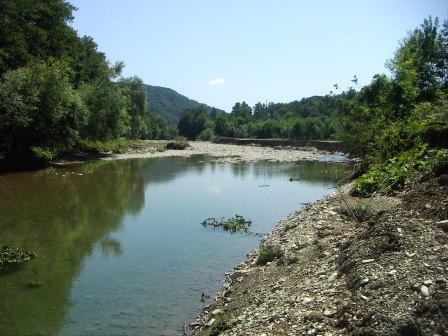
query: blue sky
[{"left": 69, "top": 0, "right": 447, "bottom": 111}]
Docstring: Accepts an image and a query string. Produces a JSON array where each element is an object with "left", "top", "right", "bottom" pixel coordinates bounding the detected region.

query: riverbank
[
  {"left": 190, "top": 175, "right": 448, "bottom": 335},
  {"left": 51, "top": 140, "right": 346, "bottom": 166}
]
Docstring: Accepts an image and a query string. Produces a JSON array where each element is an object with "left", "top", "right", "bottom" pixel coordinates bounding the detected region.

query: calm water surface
[{"left": 0, "top": 155, "right": 347, "bottom": 336}]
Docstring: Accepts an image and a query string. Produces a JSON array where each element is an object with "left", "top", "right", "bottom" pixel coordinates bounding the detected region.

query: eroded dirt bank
[{"left": 191, "top": 175, "right": 448, "bottom": 336}]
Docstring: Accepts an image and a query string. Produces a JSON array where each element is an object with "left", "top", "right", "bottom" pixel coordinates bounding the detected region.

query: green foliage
[
  {"left": 178, "top": 96, "right": 339, "bottom": 141},
  {"left": 0, "top": 1, "right": 174, "bottom": 164},
  {"left": 78, "top": 138, "right": 140, "bottom": 154},
  {"left": 145, "top": 85, "right": 224, "bottom": 125},
  {"left": 201, "top": 215, "right": 252, "bottom": 234},
  {"left": 256, "top": 244, "right": 283, "bottom": 266},
  {"left": 354, "top": 147, "right": 448, "bottom": 195},
  {"left": 0, "top": 59, "right": 88, "bottom": 160},
  {"left": 197, "top": 128, "right": 216, "bottom": 141},
  {"left": 340, "top": 202, "right": 374, "bottom": 222},
  {"left": 178, "top": 106, "right": 213, "bottom": 139}
]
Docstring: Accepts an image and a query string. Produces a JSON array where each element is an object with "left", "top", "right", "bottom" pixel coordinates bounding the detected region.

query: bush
[
  {"left": 165, "top": 137, "right": 189, "bottom": 150},
  {"left": 197, "top": 128, "right": 215, "bottom": 141},
  {"left": 353, "top": 146, "right": 448, "bottom": 195},
  {"left": 256, "top": 244, "right": 283, "bottom": 265},
  {"left": 340, "top": 202, "right": 374, "bottom": 222}
]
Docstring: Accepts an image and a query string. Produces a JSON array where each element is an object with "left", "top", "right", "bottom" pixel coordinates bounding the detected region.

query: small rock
[
  {"left": 361, "top": 259, "right": 375, "bottom": 264},
  {"left": 405, "top": 251, "right": 416, "bottom": 258},
  {"left": 423, "top": 280, "right": 433, "bottom": 286},
  {"left": 303, "top": 297, "right": 314, "bottom": 304},
  {"left": 211, "top": 309, "right": 222, "bottom": 316},
  {"left": 420, "top": 285, "right": 430, "bottom": 297},
  {"left": 206, "top": 318, "right": 216, "bottom": 327},
  {"left": 436, "top": 220, "right": 448, "bottom": 233}
]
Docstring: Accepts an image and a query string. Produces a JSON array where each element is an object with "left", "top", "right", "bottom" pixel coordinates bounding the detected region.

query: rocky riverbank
[
  {"left": 104, "top": 141, "right": 345, "bottom": 163},
  {"left": 190, "top": 175, "right": 448, "bottom": 336}
]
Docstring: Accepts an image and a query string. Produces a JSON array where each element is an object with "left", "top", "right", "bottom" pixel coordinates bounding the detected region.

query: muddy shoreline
[{"left": 190, "top": 176, "right": 448, "bottom": 335}]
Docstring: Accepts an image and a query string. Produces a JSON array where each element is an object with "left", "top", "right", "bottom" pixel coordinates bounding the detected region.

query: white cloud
[{"left": 208, "top": 78, "right": 225, "bottom": 86}]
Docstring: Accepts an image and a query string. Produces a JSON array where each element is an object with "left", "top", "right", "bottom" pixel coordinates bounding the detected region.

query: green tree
[
  {"left": 0, "top": 0, "right": 78, "bottom": 75},
  {"left": 0, "top": 59, "right": 87, "bottom": 161}
]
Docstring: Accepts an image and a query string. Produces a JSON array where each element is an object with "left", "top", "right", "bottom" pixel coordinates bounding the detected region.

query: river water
[{"left": 0, "top": 155, "right": 347, "bottom": 335}]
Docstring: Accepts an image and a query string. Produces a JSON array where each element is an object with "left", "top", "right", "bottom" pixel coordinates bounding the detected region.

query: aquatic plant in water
[
  {"left": 0, "top": 244, "right": 36, "bottom": 273},
  {"left": 201, "top": 215, "right": 252, "bottom": 234}
]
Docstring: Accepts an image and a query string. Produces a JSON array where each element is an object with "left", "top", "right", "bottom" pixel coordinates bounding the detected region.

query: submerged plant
[
  {"left": 201, "top": 215, "right": 252, "bottom": 234},
  {"left": 0, "top": 244, "right": 36, "bottom": 273}
]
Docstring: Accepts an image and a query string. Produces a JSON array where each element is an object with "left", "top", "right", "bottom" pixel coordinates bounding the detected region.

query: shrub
[
  {"left": 165, "top": 137, "right": 189, "bottom": 150},
  {"left": 256, "top": 244, "right": 283, "bottom": 265},
  {"left": 340, "top": 202, "right": 374, "bottom": 222},
  {"left": 353, "top": 146, "right": 448, "bottom": 195}
]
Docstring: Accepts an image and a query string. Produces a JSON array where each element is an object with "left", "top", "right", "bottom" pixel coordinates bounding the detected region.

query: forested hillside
[
  {"left": 0, "top": 0, "right": 174, "bottom": 166},
  {"left": 145, "top": 85, "right": 225, "bottom": 125}
]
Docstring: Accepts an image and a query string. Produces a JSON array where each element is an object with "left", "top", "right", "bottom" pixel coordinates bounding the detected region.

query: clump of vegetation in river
[
  {"left": 0, "top": 244, "right": 36, "bottom": 273},
  {"left": 201, "top": 215, "right": 252, "bottom": 234},
  {"left": 256, "top": 244, "right": 284, "bottom": 266}
]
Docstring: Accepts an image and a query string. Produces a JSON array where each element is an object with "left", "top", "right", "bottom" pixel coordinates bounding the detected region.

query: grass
[{"left": 340, "top": 201, "right": 374, "bottom": 223}]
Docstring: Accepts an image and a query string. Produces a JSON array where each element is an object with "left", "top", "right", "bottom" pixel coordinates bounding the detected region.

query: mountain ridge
[{"left": 145, "top": 85, "right": 225, "bottom": 125}]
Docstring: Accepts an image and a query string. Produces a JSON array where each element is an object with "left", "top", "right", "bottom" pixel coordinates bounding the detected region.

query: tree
[
  {"left": 0, "top": 59, "right": 87, "bottom": 160},
  {"left": 178, "top": 107, "right": 212, "bottom": 139},
  {"left": 0, "top": 0, "right": 78, "bottom": 75}
]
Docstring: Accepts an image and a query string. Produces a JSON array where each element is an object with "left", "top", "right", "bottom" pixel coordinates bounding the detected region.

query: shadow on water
[{"left": 0, "top": 155, "right": 349, "bottom": 336}]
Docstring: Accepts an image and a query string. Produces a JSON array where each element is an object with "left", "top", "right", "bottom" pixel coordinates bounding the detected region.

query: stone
[
  {"left": 436, "top": 220, "right": 448, "bottom": 233},
  {"left": 420, "top": 285, "right": 430, "bottom": 297},
  {"left": 361, "top": 259, "right": 375, "bottom": 264},
  {"left": 211, "top": 309, "right": 222, "bottom": 316},
  {"left": 206, "top": 318, "right": 216, "bottom": 327}
]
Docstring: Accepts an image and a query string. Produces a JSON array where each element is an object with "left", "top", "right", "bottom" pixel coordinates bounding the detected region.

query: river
[{"left": 0, "top": 155, "right": 347, "bottom": 335}]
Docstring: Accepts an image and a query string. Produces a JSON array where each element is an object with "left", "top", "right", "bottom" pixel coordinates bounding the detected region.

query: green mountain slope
[{"left": 145, "top": 85, "right": 225, "bottom": 125}]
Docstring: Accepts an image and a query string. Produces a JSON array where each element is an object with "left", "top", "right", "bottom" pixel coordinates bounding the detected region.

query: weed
[
  {"left": 256, "top": 244, "right": 283, "bottom": 266},
  {"left": 340, "top": 202, "right": 374, "bottom": 222}
]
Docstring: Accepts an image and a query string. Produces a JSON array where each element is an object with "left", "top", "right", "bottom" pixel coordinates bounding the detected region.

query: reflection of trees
[
  {"left": 0, "top": 159, "right": 150, "bottom": 336},
  {"left": 232, "top": 160, "right": 349, "bottom": 182}
]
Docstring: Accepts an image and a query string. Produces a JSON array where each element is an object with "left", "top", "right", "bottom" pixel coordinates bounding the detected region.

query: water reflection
[{"left": 0, "top": 156, "right": 348, "bottom": 336}]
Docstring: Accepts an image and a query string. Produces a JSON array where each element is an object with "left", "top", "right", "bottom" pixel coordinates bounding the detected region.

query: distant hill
[{"left": 145, "top": 85, "right": 225, "bottom": 125}]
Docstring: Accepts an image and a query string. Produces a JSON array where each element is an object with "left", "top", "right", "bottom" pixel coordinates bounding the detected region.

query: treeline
[
  {"left": 178, "top": 16, "right": 448, "bottom": 194},
  {"left": 0, "top": 0, "right": 174, "bottom": 164},
  {"left": 177, "top": 95, "right": 345, "bottom": 141},
  {"left": 337, "top": 16, "right": 448, "bottom": 193}
]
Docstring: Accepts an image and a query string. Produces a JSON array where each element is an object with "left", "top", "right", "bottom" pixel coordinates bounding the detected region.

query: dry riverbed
[
  {"left": 104, "top": 140, "right": 343, "bottom": 163},
  {"left": 190, "top": 175, "right": 448, "bottom": 336}
]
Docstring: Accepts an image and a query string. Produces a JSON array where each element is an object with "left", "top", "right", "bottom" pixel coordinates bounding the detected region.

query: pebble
[
  {"left": 211, "top": 309, "right": 222, "bottom": 316},
  {"left": 420, "top": 285, "right": 430, "bottom": 297},
  {"left": 361, "top": 259, "right": 375, "bottom": 264}
]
